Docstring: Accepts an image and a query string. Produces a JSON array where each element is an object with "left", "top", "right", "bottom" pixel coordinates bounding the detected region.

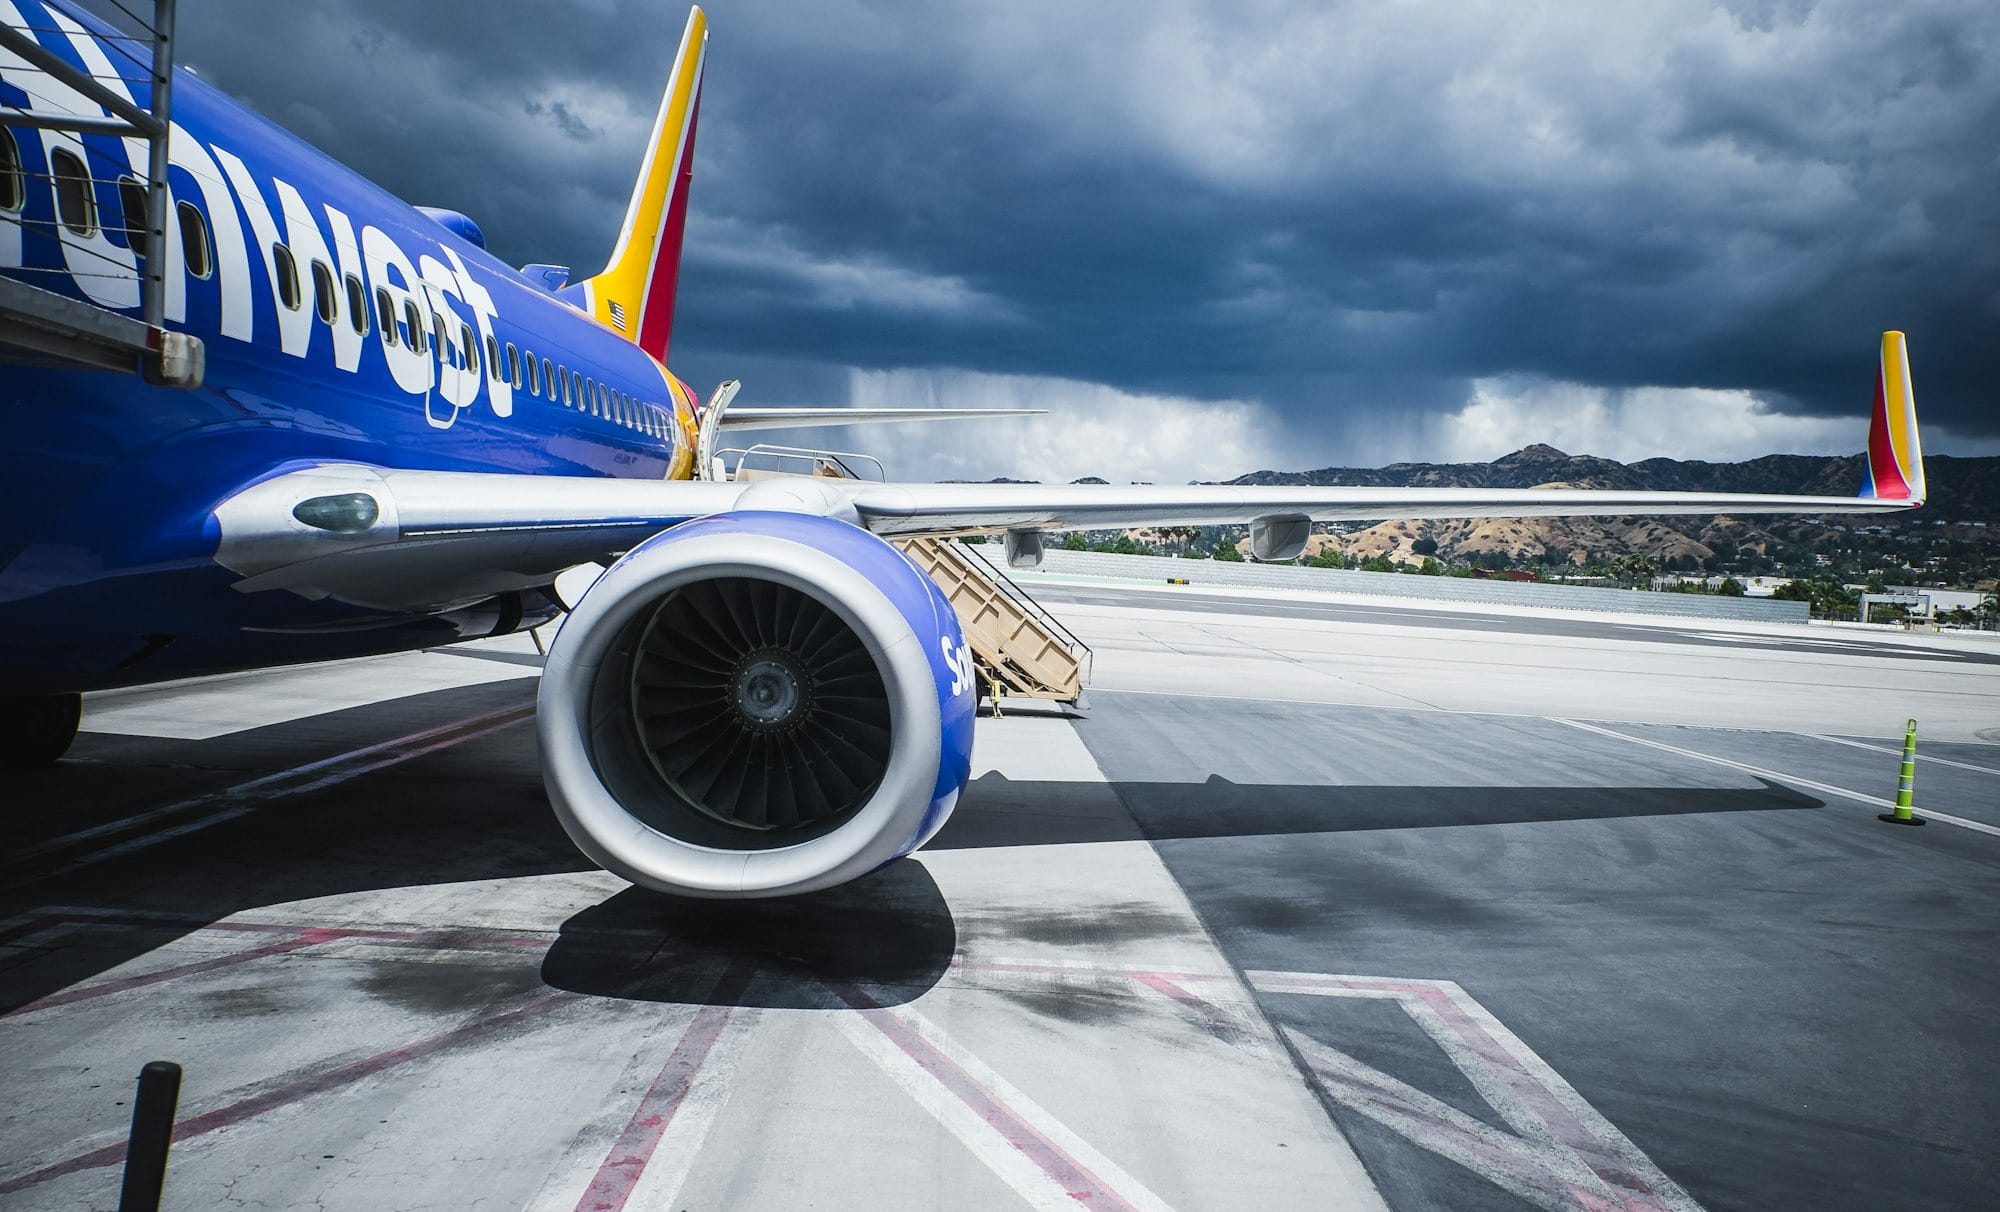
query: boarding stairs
[
  {"left": 892, "top": 535, "right": 1091, "bottom": 711},
  {"left": 714, "top": 441, "right": 1091, "bottom": 712},
  {"left": 0, "top": 1, "right": 203, "bottom": 387}
]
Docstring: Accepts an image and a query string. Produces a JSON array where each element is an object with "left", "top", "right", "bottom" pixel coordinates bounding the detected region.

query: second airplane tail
[{"left": 578, "top": 6, "right": 707, "bottom": 364}]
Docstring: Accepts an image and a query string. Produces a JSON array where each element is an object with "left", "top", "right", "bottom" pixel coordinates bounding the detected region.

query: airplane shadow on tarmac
[
  {"left": 929, "top": 770, "right": 1822, "bottom": 850},
  {"left": 541, "top": 864, "right": 956, "bottom": 1010},
  {"left": 2, "top": 675, "right": 1819, "bottom": 1016}
]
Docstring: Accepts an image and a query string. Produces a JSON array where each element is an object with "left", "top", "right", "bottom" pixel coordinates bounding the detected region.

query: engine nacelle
[{"left": 538, "top": 511, "right": 976, "bottom": 898}]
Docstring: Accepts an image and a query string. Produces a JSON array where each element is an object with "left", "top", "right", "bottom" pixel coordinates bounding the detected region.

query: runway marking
[
  {"left": 564, "top": 960, "right": 759, "bottom": 1212},
  {"left": 7, "top": 930, "right": 336, "bottom": 1016},
  {"left": 828, "top": 980, "right": 1175, "bottom": 1212},
  {"left": 1, "top": 702, "right": 535, "bottom": 884},
  {"left": 1246, "top": 972, "right": 1704, "bottom": 1212},
  {"left": 1805, "top": 733, "right": 2000, "bottom": 778},
  {"left": 1555, "top": 719, "right": 2000, "bottom": 838},
  {"left": 82, "top": 645, "right": 539, "bottom": 739},
  {"left": 0, "top": 992, "right": 571, "bottom": 1197},
  {"left": 1, "top": 910, "right": 556, "bottom": 1018}
]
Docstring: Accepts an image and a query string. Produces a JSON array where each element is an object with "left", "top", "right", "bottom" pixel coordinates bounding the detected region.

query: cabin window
[
  {"left": 311, "top": 260, "right": 337, "bottom": 323},
  {"left": 404, "top": 300, "right": 427, "bottom": 353},
  {"left": 462, "top": 324, "right": 478, "bottom": 373},
  {"left": 117, "top": 175, "right": 147, "bottom": 246},
  {"left": 376, "top": 288, "right": 398, "bottom": 346},
  {"left": 344, "top": 273, "right": 368, "bottom": 334},
  {"left": 51, "top": 148, "right": 96, "bottom": 236},
  {"left": 177, "top": 201, "right": 211, "bottom": 279},
  {"left": 543, "top": 358, "right": 556, "bottom": 401},
  {"left": 585, "top": 378, "right": 598, "bottom": 416},
  {"left": 506, "top": 342, "right": 521, "bottom": 389},
  {"left": 430, "top": 312, "right": 447, "bottom": 359},
  {"left": 524, "top": 351, "right": 539, "bottom": 396},
  {"left": 271, "top": 244, "right": 301, "bottom": 310},
  {"left": 484, "top": 335, "right": 499, "bottom": 381},
  {"left": 0, "top": 128, "right": 23, "bottom": 212}
]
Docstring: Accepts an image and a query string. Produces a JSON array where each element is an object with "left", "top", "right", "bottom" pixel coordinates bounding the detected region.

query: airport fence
[{"left": 1024, "top": 549, "right": 1812, "bottom": 624}]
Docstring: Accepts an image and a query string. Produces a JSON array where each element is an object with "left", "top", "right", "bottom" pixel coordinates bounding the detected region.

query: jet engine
[{"left": 537, "top": 511, "right": 977, "bottom": 898}]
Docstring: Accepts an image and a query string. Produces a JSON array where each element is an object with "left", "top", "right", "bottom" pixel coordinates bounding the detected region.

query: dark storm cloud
[{"left": 87, "top": 0, "right": 2000, "bottom": 445}]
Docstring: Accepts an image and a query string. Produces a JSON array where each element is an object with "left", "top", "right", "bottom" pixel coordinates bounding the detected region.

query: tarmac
[{"left": 2, "top": 582, "right": 1996, "bottom": 1210}]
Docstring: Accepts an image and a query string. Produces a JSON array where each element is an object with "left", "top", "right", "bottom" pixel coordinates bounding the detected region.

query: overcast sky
[{"left": 91, "top": 0, "right": 2000, "bottom": 482}]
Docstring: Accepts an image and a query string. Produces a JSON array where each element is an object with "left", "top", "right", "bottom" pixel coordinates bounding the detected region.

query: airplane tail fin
[
  {"left": 578, "top": 6, "right": 707, "bottom": 363},
  {"left": 1860, "top": 330, "right": 1926, "bottom": 505}
]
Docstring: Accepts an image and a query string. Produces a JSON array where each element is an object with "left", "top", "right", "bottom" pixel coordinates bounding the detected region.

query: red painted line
[
  {"left": 1295, "top": 1043, "right": 1605, "bottom": 1210},
  {"left": 0, "top": 993, "right": 569, "bottom": 1196},
  {"left": 1127, "top": 972, "right": 1246, "bottom": 1036},
  {"left": 828, "top": 981, "right": 1143, "bottom": 1211},
  {"left": 0, "top": 913, "right": 64, "bottom": 948},
  {"left": 571, "top": 960, "right": 757, "bottom": 1212},
  {"left": 6, "top": 703, "right": 535, "bottom": 884},
  {"left": 6, "top": 704, "right": 534, "bottom": 873},
  {"left": 7, "top": 930, "right": 336, "bottom": 1016},
  {"left": 1256, "top": 975, "right": 1679, "bottom": 1209},
  {"left": 1406, "top": 985, "right": 1665, "bottom": 1205},
  {"left": 20, "top": 907, "right": 556, "bottom": 950}
]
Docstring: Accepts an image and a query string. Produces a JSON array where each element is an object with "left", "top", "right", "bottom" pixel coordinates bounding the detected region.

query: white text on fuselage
[{"left": 0, "top": 2, "right": 525, "bottom": 429}]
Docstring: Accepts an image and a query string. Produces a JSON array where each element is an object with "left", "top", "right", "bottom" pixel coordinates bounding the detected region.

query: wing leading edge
[{"left": 212, "top": 333, "right": 1923, "bottom": 610}]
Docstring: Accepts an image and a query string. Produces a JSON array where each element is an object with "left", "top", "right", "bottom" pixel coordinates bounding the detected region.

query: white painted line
[
  {"left": 1256, "top": 973, "right": 1704, "bottom": 1212},
  {"left": 1287, "top": 1032, "right": 1671, "bottom": 1212},
  {"left": 1554, "top": 719, "right": 2000, "bottom": 838},
  {"left": 84, "top": 645, "right": 538, "bottom": 739},
  {"left": 829, "top": 989, "right": 1176, "bottom": 1212},
  {"left": 520, "top": 968, "right": 723, "bottom": 1212},
  {"left": 828, "top": 1004, "right": 1111, "bottom": 1212},
  {"left": 618, "top": 1003, "right": 758, "bottom": 1210},
  {"left": 1806, "top": 733, "right": 2000, "bottom": 778}
]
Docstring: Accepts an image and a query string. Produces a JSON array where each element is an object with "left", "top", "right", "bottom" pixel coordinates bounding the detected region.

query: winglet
[
  {"left": 578, "top": 7, "right": 707, "bottom": 362},
  {"left": 1860, "top": 330, "right": 1925, "bottom": 505}
]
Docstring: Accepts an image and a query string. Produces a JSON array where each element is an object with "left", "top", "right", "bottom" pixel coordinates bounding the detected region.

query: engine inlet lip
[{"left": 537, "top": 530, "right": 947, "bottom": 899}]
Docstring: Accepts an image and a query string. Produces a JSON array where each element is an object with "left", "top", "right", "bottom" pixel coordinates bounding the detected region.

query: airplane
[{"left": 0, "top": 3, "right": 1929, "bottom": 898}]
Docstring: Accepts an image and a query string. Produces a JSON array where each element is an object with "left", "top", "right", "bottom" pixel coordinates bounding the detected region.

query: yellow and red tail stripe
[
  {"left": 1860, "top": 330, "right": 1925, "bottom": 503},
  {"left": 581, "top": 6, "right": 707, "bottom": 364}
]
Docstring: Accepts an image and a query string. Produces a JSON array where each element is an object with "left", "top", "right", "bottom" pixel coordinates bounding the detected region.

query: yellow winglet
[{"left": 1861, "top": 330, "right": 1926, "bottom": 504}]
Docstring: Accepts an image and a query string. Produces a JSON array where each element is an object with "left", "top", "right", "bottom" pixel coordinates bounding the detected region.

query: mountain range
[{"left": 1207, "top": 447, "right": 2000, "bottom": 568}]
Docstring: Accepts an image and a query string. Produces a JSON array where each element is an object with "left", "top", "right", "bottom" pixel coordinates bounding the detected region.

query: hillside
[{"left": 1214, "top": 448, "right": 2000, "bottom": 574}]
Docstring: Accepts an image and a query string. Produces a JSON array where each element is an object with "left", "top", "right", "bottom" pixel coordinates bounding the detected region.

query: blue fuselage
[{"left": 1, "top": 1, "right": 697, "bottom": 692}]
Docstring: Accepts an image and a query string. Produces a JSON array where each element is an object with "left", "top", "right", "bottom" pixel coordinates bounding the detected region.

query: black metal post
[
  {"left": 117, "top": 1060, "right": 181, "bottom": 1212},
  {"left": 141, "top": 0, "right": 177, "bottom": 331}
]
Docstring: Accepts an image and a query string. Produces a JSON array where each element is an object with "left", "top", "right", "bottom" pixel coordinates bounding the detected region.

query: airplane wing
[
  {"left": 214, "top": 332, "right": 1926, "bottom": 610},
  {"left": 716, "top": 407, "right": 1046, "bottom": 431}
]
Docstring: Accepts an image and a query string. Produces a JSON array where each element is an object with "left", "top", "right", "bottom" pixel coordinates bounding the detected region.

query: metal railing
[
  {"left": 958, "top": 539, "right": 1094, "bottom": 683},
  {"left": 716, "top": 443, "right": 886, "bottom": 483},
  {"left": 1, "top": 0, "right": 175, "bottom": 328}
]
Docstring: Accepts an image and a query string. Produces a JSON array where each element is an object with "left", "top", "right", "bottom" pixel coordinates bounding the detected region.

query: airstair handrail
[{"left": 957, "top": 539, "right": 1094, "bottom": 683}]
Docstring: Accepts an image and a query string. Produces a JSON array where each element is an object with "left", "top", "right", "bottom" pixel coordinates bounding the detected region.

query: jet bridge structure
[{"left": 0, "top": 0, "right": 203, "bottom": 386}]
